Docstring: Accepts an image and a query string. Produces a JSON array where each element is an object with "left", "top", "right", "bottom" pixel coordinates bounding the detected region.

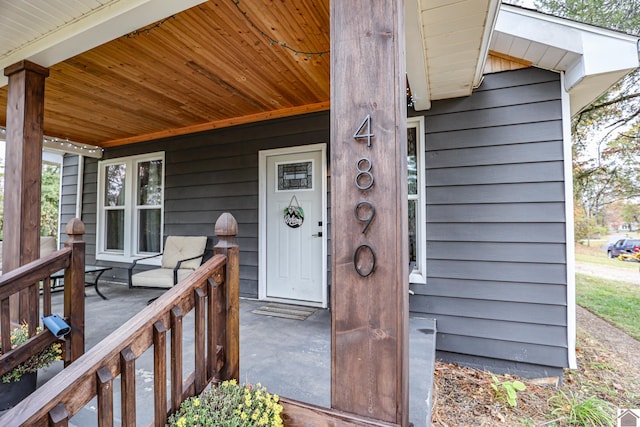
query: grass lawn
[
  {"left": 574, "top": 242, "right": 640, "bottom": 270},
  {"left": 576, "top": 273, "right": 640, "bottom": 340}
]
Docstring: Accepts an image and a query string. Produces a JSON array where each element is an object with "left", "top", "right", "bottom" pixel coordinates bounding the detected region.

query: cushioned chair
[{"left": 128, "top": 236, "right": 207, "bottom": 289}]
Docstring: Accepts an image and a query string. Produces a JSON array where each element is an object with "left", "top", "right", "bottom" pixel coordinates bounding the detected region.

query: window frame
[
  {"left": 96, "top": 151, "right": 165, "bottom": 263},
  {"left": 408, "top": 116, "right": 427, "bottom": 284}
]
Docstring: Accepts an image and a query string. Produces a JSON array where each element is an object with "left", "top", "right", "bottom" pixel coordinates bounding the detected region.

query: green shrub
[{"left": 168, "top": 380, "right": 283, "bottom": 427}]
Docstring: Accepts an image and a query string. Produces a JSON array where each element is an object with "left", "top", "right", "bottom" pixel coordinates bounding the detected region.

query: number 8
[{"left": 355, "top": 157, "right": 374, "bottom": 191}]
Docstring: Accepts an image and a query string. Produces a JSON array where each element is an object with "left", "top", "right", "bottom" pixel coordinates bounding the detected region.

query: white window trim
[
  {"left": 96, "top": 151, "right": 165, "bottom": 264},
  {"left": 408, "top": 116, "right": 427, "bottom": 285}
]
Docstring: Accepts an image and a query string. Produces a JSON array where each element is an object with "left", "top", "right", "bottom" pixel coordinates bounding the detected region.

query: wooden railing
[
  {"left": 0, "top": 213, "right": 239, "bottom": 427},
  {"left": 0, "top": 218, "right": 86, "bottom": 378}
]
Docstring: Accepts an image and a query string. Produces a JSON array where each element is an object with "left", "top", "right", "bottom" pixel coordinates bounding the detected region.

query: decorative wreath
[{"left": 284, "top": 195, "right": 304, "bottom": 228}]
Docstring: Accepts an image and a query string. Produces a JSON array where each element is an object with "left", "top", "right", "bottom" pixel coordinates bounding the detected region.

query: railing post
[
  {"left": 213, "top": 213, "right": 239, "bottom": 381},
  {"left": 63, "top": 218, "right": 85, "bottom": 366}
]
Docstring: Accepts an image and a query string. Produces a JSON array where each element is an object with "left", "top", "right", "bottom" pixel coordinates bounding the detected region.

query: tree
[
  {"left": 507, "top": 0, "right": 640, "bottom": 231},
  {"left": 0, "top": 162, "right": 60, "bottom": 239},
  {"left": 621, "top": 203, "right": 640, "bottom": 230},
  {"left": 40, "top": 164, "right": 61, "bottom": 237}
]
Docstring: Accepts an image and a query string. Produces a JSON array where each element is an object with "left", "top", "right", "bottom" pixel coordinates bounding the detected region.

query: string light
[
  {"left": 0, "top": 126, "right": 103, "bottom": 159},
  {"left": 125, "top": 16, "right": 176, "bottom": 38},
  {"left": 231, "top": 0, "right": 329, "bottom": 58}
]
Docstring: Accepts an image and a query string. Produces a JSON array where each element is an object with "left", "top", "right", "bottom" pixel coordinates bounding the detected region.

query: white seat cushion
[
  {"left": 131, "top": 268, "right": 197, "bottom": 288},
  {"left": 161, "top": 236, "right": 207, "bottom": 270}
]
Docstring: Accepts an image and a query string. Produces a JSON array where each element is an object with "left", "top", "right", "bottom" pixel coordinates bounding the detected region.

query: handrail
[
  {"left": 0, "top": 213, "right": 240, "bottom": 427},
  {"left": 0, "top": 218, "right": 85, "bottom": 378}
]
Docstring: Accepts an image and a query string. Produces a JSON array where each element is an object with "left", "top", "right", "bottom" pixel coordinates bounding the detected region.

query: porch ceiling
[{"left": 0, "top": 0, "right": 498, "bottom": 148}]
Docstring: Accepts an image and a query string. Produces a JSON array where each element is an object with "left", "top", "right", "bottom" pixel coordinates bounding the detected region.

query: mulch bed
[{"left": 431, "top": 327, "right": 640, "bottom": 426}]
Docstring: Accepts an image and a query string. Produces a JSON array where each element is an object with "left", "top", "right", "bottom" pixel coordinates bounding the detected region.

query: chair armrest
[
  {"left": 172, "top": 252, "right": 206, "bottom": 285},
  {"left": 128, "top": 253, "right": 162, "bottom": 288}
]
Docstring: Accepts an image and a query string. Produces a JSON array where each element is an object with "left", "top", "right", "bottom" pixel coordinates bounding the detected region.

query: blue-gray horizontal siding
[
  {"left": 59, "top": 154, "right": 79, "bottom": 248},
  {"left": 80, "top": 112, "right": 330, "bottom": 298},
  {"left": 410, "top": 67, "right": 569, "bottom": 371}
]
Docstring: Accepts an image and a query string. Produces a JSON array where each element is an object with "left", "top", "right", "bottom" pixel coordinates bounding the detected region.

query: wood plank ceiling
[{"left": 0, "top": 0, "right": 330, "bottom": 147}]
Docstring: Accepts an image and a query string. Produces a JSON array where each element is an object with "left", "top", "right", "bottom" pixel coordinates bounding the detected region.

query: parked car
[{"left": 607, "top": 239, "right": 640, "bottom": 258}]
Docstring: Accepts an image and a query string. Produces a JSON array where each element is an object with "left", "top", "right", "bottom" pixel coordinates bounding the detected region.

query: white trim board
[{"left": 561, "top": 72, "right": 577, "bottom": 370}]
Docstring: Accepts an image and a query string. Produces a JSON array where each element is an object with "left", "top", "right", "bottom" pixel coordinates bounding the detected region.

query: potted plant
[
  {"left": 0, "top": 323, "right": 63, "bottom": 410},
  {"left": 168, "top": 379, "right": 284, "bottom": 426}
]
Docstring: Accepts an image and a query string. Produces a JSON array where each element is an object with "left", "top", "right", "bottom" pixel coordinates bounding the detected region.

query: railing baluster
[
  {"left": 97, "top": 366, "right": 114, "bottom": 427},
  {"left": 49, "top": 402, "right": 69, "bottom": 427},
  {"left": 207, "top": 278, "right": 217, "bottom": 381},
  {"left": 153, "top": 321, "right": 168, "bottom": 427},
  {"left": 120, "top": 346, "right": 136, "bottom": 427},
  {"left": 170, "top": 306, "right": 183, "bottom": 412},
  {"left": 43, "top": 276, "right": 52, "bottom": 316},
  {"left": 1, "top": 297, "right": 10, "bottom": 353},
  {"left": 28, "top": 283, "right": 38, "bottom": 336},
  {"left": 209, "top": 276, "right": 225, "bottom": 382},
  {"left": 194, "top": 288, "right": 206, "bottom": 392}
]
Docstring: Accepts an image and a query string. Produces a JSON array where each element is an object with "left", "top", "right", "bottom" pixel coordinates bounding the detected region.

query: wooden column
[
  {"left": 330, "top": 1, "right": 409, "bottom": 425},
  {"left": 3, "top": 60, "right": 49, "bottom": 323}
]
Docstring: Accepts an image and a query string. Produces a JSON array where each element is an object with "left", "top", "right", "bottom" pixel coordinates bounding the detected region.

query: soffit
[
  {"left": 491, "top": 5, "right": 640, "bottom": 115},
  {"left": 412, "top": 0, "right": 500, "bottom": 106}
]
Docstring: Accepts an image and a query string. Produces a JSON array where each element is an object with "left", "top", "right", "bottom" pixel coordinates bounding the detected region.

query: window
[
  {"left": 97, "top": 152, "right": 164, "bottom": 262},
  {"left": 408, "top": 117, "right": 426, "bottom": 284},
  {"left": 277, "top": 161, "right": 313, "bottom": 191}
]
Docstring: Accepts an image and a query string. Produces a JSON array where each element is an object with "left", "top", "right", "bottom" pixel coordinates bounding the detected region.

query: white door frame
[{"left": 258, "top": 143, "right": 328, "bottom": 308}]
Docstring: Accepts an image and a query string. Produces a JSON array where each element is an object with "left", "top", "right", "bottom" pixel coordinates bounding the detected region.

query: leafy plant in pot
[{"left": 0, "top": 323, "right": 63, "bottom": 410}]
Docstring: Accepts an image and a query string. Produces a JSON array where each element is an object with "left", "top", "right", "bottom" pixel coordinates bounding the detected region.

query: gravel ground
[
  {"left": 574, "top": 262, "right": 640, "bottom": 370},
  {"left": 576, "top": 261, "right": 640, "bottom": 285}
]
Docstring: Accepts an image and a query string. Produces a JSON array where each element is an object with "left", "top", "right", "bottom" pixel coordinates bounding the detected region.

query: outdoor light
[{"left": 42, "top": 314, "right": 71, "bottom": 338}]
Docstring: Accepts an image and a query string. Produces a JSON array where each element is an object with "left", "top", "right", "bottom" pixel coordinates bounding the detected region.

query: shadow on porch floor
[{"left": 34, "top": 282, "right": 435, "bottom": 426}]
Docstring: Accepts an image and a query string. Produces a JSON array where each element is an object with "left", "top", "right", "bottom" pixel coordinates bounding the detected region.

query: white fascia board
[
  {"left": 501, "top": 4, "right": 639, "bottom": 44},
  {"left": 0, "top": 0, "right": 206, "bottom": 88},
  {"left": 580, "top": 32, "right": 639, "bottom": 78},
  {"left": 495, "top": 8, "right": 583, "bottom": 55},
  {"left": 472, "top": 0, "right": 501, "bottom": 88},
  {"left": 405, "top": 0, "right": 431, "bottom": 111},
  {"left": 565, "top": 32, "right": 639, "bottom": 91}
]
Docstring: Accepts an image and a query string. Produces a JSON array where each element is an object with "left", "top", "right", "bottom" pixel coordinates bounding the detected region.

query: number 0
[{"left": 353, "top": 244, "right": 376, "bottom": 277}]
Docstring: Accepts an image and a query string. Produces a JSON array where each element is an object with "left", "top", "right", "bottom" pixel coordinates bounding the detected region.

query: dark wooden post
[
  {"left": 63, "top": 218, "right": 85, "bottom": 366},
  {"left": 3, "top": 60, "right": 49, "bottom": 324},
  {"left": 213, "top": 212, "right": 240, "bottom": 381},
  {"left": 330, "top": 1, "right": 409, "bottom": 425}
]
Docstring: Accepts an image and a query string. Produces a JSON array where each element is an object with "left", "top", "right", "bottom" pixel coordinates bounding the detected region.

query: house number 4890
[{"left": 353, "top": 115, "right": 376, "bottom": 277}]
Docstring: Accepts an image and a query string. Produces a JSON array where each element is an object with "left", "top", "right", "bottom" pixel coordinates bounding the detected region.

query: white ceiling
[{"left": 406, "top": 0, "right": 500, "bottom": 110}]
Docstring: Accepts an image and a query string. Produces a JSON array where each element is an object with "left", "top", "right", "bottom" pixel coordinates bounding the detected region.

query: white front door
[{"left": 259, "top": 144, "right": 327, "bottom": 307}]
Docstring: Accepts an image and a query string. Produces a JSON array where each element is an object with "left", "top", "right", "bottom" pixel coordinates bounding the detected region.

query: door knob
[{"left": 312, "top": 232, "right": 323, "bottom": 237}]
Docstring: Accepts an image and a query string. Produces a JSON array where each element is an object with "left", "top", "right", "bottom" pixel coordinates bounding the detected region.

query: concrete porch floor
[{"left": 33, "top": 282, "right": 436, "bottom": 426}]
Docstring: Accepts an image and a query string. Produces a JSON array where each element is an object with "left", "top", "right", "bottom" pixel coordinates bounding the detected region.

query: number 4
[{"left": 353, "top": 114, "right": 374, "bottom": 147}]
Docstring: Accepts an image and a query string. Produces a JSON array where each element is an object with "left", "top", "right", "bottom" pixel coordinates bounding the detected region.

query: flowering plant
[
  {"left": 0, "top": 323, "right": 63, "bottom": 383},
  {"left": 168, "top": 379, "right": 284, "bottom": 427}
]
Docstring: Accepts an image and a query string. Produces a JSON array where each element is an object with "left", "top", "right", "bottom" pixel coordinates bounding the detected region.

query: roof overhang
[
  {"left": 0, "top": 0, "right": 206, "bottom": 88},
  {"left": 406, "top": 0, "right": 501, "bottom": 110},
  {"left": 491, "top": 5, "right": 640, "bottom": 116}
]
